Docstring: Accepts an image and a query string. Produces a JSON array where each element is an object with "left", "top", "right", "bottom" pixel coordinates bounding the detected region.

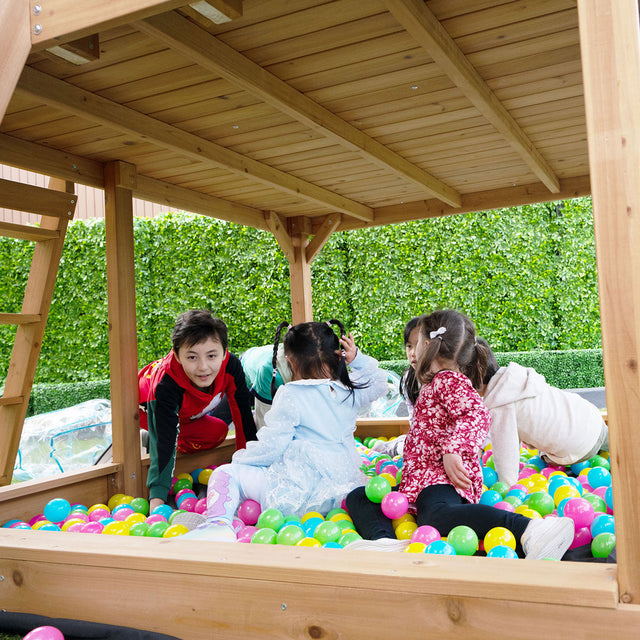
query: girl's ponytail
[
  {"left": 326, "top": 318, "right": 352, "bottom": 389},
  {"left": 271, "top": 321, "right": 290, "bottom": 400}
]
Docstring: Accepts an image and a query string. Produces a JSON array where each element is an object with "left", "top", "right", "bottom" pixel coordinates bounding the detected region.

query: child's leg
[
  {"left": 415, "top": 484, "right": 530, "bottom": 554},
  {"left": 345, "top": 486, "right": 396, "bottom": 540}
]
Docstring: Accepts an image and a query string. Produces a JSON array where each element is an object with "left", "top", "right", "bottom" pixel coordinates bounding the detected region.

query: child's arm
[{"left": 347, "top": 346, "right": 389, "bottom": 406}]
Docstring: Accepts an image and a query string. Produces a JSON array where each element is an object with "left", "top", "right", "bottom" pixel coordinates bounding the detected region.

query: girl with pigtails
[
  {"left": 179, "top": 320, "right": 389, "bottom": 541},
  {"left": 347, "top": 310, "right": 576, "bottom": 560}
]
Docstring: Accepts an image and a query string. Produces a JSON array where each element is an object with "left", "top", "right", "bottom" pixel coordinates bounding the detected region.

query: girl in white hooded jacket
[{"left": 480, "top": 339, "right": 609, "bottom": 488}]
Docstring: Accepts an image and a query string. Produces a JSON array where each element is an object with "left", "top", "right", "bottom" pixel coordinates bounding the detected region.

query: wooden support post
[
  {"left": 103, "top": 161, "right": 142, "bottom": 498},
  {"left": 288, "top": 217, "right": 313, "bottom": 324},
  {"left": 578, "top": 0, "right": 640, "bottom": 604},
  {"left": 0, "top": 0, "right": 31, "bottom": 122}
]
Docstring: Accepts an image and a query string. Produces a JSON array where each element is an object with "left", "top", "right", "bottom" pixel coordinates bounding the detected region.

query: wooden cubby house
[{"left": 1, "top": 1, "right": 640, "bottom": 637}]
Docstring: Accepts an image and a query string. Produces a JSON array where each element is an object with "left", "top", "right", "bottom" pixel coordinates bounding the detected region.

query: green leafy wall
[{"left": 0, "top": 198, "right": 601, "bottom": 385}]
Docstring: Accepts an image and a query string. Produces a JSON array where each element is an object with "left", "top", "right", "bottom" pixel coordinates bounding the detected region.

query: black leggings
[{"left": 346, "top": 484, "right": 531, "bottom": 554}]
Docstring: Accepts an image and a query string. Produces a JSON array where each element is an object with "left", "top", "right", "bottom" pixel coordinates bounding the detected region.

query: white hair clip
[{"left": 430, "top": 327, "right": 447, "bottom": 339}]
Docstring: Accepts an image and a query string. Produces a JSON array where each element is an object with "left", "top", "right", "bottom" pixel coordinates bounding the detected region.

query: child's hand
[
  {"left": 339, "top": 332, "right": 358, "bottom": 365},
  {"left": 149, "top": 497, "right": 165, "bottom": 512},
  {"left": 443, "top": 453, "right": 472, "bottom": 491}
]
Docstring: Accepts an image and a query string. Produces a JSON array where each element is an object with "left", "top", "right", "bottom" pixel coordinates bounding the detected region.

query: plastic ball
[
  {"left": 425, "top": 540, "right": 456, "bottom": 555},
  {"left": 591, "top": 514, "right": 615, "bottom": 538},
  {"left": 553, "top": 484, "right": 580, "bottom": 506},
  {"left": 175, "top": 489, "right": 196, "bottom": 505},
  {"left": 525, "top": 491, "right": 556, "bottom": 517},
  {"left": 43, "top": 498, "right": 71, "bottom": 524},
  {"left": 484, "top": 527, "right": 516, "bottom": 553},
  {"left": 563, "top": 497, "right": 596, "bottom": 529},
  {"left": 404, "top": 542, "right": 427, "bottom": 553},
  {"left": 591, "top": 532, "right": 616, "bottom": 558},
  {"left": 107, "top": 494, "right": 125, "bottom": 511},
  {"left": 391, "top": 513, "right": 416, "bottom": 528},
  {"left": 487, "top": 545, "right": 519, "bottom": 559},
  {"left": 38, "top": 522, "right": 62, "bottom": 532},
  {"left": 296, "top": 537, "right": 322, "bottom": 547},
  {"left": 446, "top": 525, "right": 478, "bottom": 556},
  {"left": 313, "top": 520, "right": 341, "bottom": 545},
  {"left": 411, "top": 525, "right": 441, "bottom": 545},
  {"left": 238, "top": 499, "right": 262, "bottom": 525},
  {"left": 339, "top": 531, "right": 362, "bottom": 546},
  {"left": 102, "top": 521, "right": 129, "bottom": 535},
  {"left": 194, "top": 498, "right": 207, "bottom": 515},
  {"left": 302, "top": 516, "right": 324, "bottom": 537},
  {"left": 380, "top": 491, "right": 409, "bottom": 520},
  {"left": 128, "top": 497, "right": 149, "bottom": 515},
  {"left": 237, "top": 525, "right": 258, "bottom": 543},
  {"left": 569, "top": 525, "right": 592, "bottom": 549},
  {"left": 81, "top": 521, "right": 104, "bottom": 534},
  {"left": 604, "top": 486, "right": 614, "bottom": 511},
  {"left": 24, "top": 626, "right": 65, "bottom": 640},
  {"left": 125, "top": 512, "right": 146, "bottom": 527},
  {"left": 112, "top": 507, "right": 135, "bottom": 522},
  {"left": 489, "top": 481, "right": 510, "bottom": 498},
  {"left": 587, "top": 466, "right": 612, "bottom": 489},
  {"left": 482, "top": 466, "right": 498, "bottom": 487},
  {"left": 589, "top": 454, "right": 610, "bottom": 470},
  {"left": 251, "top": 528, "right": 277, "bottom": 544},
  {"left": 570, "top": 460, "right": 590, "bottom": 475},
  {"left": 198, "top": 468, "right": 214, "bottom": 485},
  {"left": 582, "top": 492, "right": 607, "bottom": 514},
  {"left": 301, "top": 511, "right": 324, "bottom": 523},
  {"left": 395, "top": 521, "right": 418, "bottom": 540},
  {"left": 276, "top": 524, "right": 306, "bottom": 546},
  {"left": 257, "top": 508, "right": 285, "bottom": 532},
  {"left": 146, "top": 521, "right": 170, "bottom": 537},
  {"left": 494, "top": 501, "right": 516, "bottom": 512},
  {"left": 178, "top": 497, "right": 198, "bottom": 512},
  {"left": 514, "top": 506, "right": 541, "bottom": 519},
  {"left": 61, "top": 518, "right": 85, "bottom": 532},
  {"left": 128, "top": 522, "right": 148, "bottom": 536},
  {"left": 190, "top": 468, "right": 204, "bottom": 485},
  {"left": 365, "top": 476, "right": 392, "bottom": 503},
  {"left": 163, "top": 524, "right": 189, "bottom": 537},
  {"left": 378, "top": 472, "right": 397, "bottom": 487},
  {"left": 479, "top": 489, "right": 502, "bottom": 507},
  {"left": 321, "top": 541, "right": 343, "bottom": 549},
  {"left": 172, "top": 477, "right": 193, "bottom": 493},
  {"left": 88, "top": 507, "right": 110, "bottom": 522}
]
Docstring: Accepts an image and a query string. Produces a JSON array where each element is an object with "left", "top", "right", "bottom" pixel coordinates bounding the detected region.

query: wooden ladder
[{"left": 0, "top": 176, "right": 77, "bottom": 486}]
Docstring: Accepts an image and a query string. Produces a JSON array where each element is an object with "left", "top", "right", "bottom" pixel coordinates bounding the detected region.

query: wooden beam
[
  {"left": 0, "top": 222, "right": 58, "bottom": 242},
  {"left": 0, "top": 0, "right": 31, "bottom": 123},
  {"left": 0, "top": 178, "right": 76, "bottom": 218},
  {"left": 264, "top": 210, "right": 295, "bottom": 263},
  {"left": 188, "top": 0, "right": 242, "bottom": 24},
  {"left": 46, "top": 34, "right": 100, "bottom": 65},
  {"left": 137, "top": 11, "right": 462, "bottom": 208},
  {"left": 306, "top": 214, "right": 341, "bottom": 263},
  {"left": 103, "top": 161, "right": 142, "bottom": 499},
  {"left": 29, "top": 0, "right": 192, "bottom": 51},
  {"left": 578, "top": 0, "right": 640, "bottom": 604},
  {"left": 0, "top": 314, "right": 41, "bottom": 326},
  {"left": 385, "top": 0, "right": 560, "bottom": 194},
  {"left": 339, "top": 176, "right": 591, "bottom": 231},
  {"left": 16, "top": 66, "right": 374, "bottom": 222}
]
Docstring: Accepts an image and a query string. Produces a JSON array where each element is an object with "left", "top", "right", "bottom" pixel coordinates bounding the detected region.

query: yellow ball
[
  {"left": 61, "top": 518, "right": 85, "bottom": 531},
  {"left": 515, "top": 506, "right": 542, "bottom": 519},
  {"left": 392, "top": 513, "right": 416, "bottom": 529},
  {"left": 301, "top": 511, "right": 325, "bottom": 523},
  {"left": 32, "top": 520, "right": 52, "bottom": 530},
  {"left": 198, "top": 468, "right": 214, "bottom": 485},
  {"left": 102, "top": 521, "right": 130, "bottom": 535},
  {"left": 88, "top": 503, "right": 110, "bottom": 514},
  {"left": 297, "top": 537, "right": 321, "bottom": 547},
  {"left": 548, "top": 470, "right": 568, "bottom": 479},
  {"left": 484, "top": 526, "right": 516, "bottom": 552},
  {"left": 175, "top": 472, "right": 192, "bottom": 482},
  {"left": 125, "top": 512, "right": 146, "bottom": 526},
  {"left": 163, "top": 524, "right": 189, "bottom": 537},
  {"left": 377, "top": 436, "right": 388, "bottom": 442},
  {"left": 404, "top": 542, "right": 427, "bottom": 553},
  {"left": 379, "top": 472, "right": 397, "bottom": 487},
  {"left": 329, "top": 513, "right": 353, "bottom": 523},
  {"left": 395, "top": 521, "right": 418, "bottom": 540},
  {"left": 107, "top": 494, "right": 125, "bottom": 511},
  {"left": 553, "top": 484, "right": 580, "bottom": 506}
]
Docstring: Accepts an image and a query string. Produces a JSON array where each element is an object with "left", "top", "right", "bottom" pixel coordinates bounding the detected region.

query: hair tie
[
  {"left": 287, "top": 324, "right": 292, "bottom": 330},
  {"left": 272, "top": 369, "right": 277, "bottom": 378},
  {"left": 326, "top": 321, "right": 332, "bottom": 327},
  {"left": 430, "top": 327, "right": 447, "bottom": 339}
]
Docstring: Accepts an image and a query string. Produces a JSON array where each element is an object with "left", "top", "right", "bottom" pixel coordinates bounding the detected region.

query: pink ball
[
  {"left": 232, "top": 517, "right": 244, "bottom": 533},
  {"left": 519, "top": 468, "right": 536, "bottom": 480},
  {"left": 80, "top": 521, "right": 104, "bottom": 534},
  {"left": 237, "top": 499, "right": 261, "bottom": 525},
  {"left": 494, "top": 500, "right": 516, "bottom": 512},
  {"left": 592, "top": 486, "right": 608, "bottom": 500},
  {"left": 194, "top": 498, "right": 207, "bottom": 514},
  {"left": 29, "top": 514, "right": 47, "bottom": 526},
  {"left": 541, "top": 467, "right": 556, "bottom": 478},
  {"left": 145, "top": 514, "right": 167, "bottom": 525},
  {"left": 563, "top": 497, "right": 596, "bottom": 529},
  {"left": 175, "top": 489, "right": 196, "bottom": 505},
  {"left": 65, "top": 512, "right": 89, "bottom": 524},
  {"left": 179, "top": 497, "right": 198, "bottom": 512},
  {"left": 237, "top": 525, "right": 258, "bottom": 543},
  {"left": 381, "top": 491, "right": 409, "bottom": 520},
  {"left": 112, "top": 508, "right": 134, "bottom": 522},
  {"left": 89, "top": 508, "right": 110, "bottom": 522},
  {"left": 411, "top": 525, "right": 441, "bottom": 545},
  {"left": 570, "top": 525, "right": 592, "bottom": 549},
  {"left": 24, "top": 626, "right": 65, "bottom": 640},
  {"left": 65, "top": 522, "right": 85, "bottom": 533},
  {"left": 482, "top": 450, "right": 492, "bottom": 465}
]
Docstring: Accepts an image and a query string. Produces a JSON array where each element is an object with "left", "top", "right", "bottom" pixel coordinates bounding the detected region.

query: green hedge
[{"left": 0, "top": 198, "right": 601, "bottom": 385}]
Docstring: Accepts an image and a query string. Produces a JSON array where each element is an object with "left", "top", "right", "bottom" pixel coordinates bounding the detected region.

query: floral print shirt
[{"left": 399, "top": 370, "right": 491, "bottom": 504}]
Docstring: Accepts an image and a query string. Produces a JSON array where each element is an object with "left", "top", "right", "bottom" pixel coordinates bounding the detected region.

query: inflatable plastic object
[
  {"left": 411, "top": 525, "right": 441, "bottom": 545},
  {"left": 425, "top": 540, "right": 456, "bottom": 555},
  {"left": 251, "top": 528, "right": 277, "bottom": 544},
  {"left": 591, "top": 532, "right": 616, "bottom": 558},
  {"left": 43, "top": 498, "right": 71, "bottom": 524},
  {"left": 24, "top": 626, "right": 65, "bottom": 640},
  {"left": 313, "top": 520, "right": 341, "bottom": 545},
  {"left": 381, "top": 491, "right": 409, "bottom": 519},
  {"left": 447, "top": 525, "right": 479, "bottom": 556},
  {"left": 238, "top": 499, "right": 262, "bottom": 525},
  {"left": 365, "top": 476, "right": 392, "bottom": 503},
  {"left": 487, "top": 545, "right": 519, "bottom": 559},
  {"left": 591, "top": 513, "right": 615, "bottom": 538},
  {"left": 276, "top": 524, "right": 306, "bottom": 546},
  {"left": 257, "top": 508, "right": 285, "bottom": 532},
  {"left": 563, "top": 497, "right": 596, "bottom": 529},
  {"left": 484, "top": 527, "right": 516, "bottom": 553}
]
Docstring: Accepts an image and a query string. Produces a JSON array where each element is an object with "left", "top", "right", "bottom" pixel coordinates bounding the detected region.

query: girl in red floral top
[{"left": 347, "top": 310, "right": 576, "bottom": 560}]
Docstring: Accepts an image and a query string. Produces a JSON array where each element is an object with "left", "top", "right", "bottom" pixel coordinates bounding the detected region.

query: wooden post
[
  {"left": 578, "top": 0, "right": 640, "bottom": 603},
  {"left": 288, "top": 217, "right": 313, "bottom": 324},
  {"left": 0, "top": 0, "right": 30, "bottom": 123},
  {"left": 103, "top": 161, "right": 142, "bottom": 498}
]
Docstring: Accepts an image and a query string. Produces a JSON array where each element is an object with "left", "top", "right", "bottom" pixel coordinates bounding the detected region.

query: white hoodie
[{"left": 483, "top": 362, "right": 605, "bottom": 488}]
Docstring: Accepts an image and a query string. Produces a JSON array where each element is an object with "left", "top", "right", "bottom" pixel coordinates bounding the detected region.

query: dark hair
[
  {"left": 171, "top": 309, "right": 228, "bottom": 353},
  {"left": 415, "top": 310, "right": 488, "bottom": 390},
  {"left": 399, "top": 316, "right": 421, "bottom": 405},
  {"left": 477, "top": 337, "right": 499, "bottom": 384},
  {"left": 271, "top": 319, "right": 363, "bottom": 400}
]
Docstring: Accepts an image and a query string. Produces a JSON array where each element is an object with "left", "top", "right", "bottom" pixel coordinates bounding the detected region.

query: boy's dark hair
[
  {"left": 477, "top": 337, "right": 499, "bottom": 385},
  {"left": 271, "top": 319, "right": 364, "bottom": 401},
  {"left": 415, "top": 309, "right": 489, "bottom": 391},
  {"left": 399, "top": 316, "right": 422, "bottom": 405},
  {"left": 171, "top": 309, "right": 228, "bottom": 353}
]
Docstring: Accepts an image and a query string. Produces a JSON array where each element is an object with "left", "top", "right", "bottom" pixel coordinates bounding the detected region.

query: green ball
[
  {"left": 591, "top": 532, "right": 616, "bottom": 558},
  {"left": 251, "top": 528, "right": 277, "bottom": 544},
  {"left": 503, "top": 495, "right": 523, "bottom": 508},
  {"left": 146, "top": 521, "right": 169, "bottom": 537},
  {"left": 336, "top": 519, "right": 356, "bottom": 533},
  {"left": 129, "top": 522, "right": 149, "bottom": 536},
  {"left": 365, "top": 476, "right": 392, "bottom": 503},
  {"left": 257, "top": 507, "right": 285, "bottom": 532},
  {"left": 172, "top": 477, "right": 193, "bottom": 493},
  {"left": 339, "top": 531, "right": 362, "bottom": 546},
  {"left": 313, "top": 520, "right": 341, "bottom": 545},
  {"left": 396, "top": 469, "right": 402, "bottom": 484},
  {"left": 589, "top": 455, "right": 610, "bottom": 470},
  {"left": 169, "top": 509, "right": 186, "bottom": 524},
  {"left": 484, "top": 455, "right": 495, "bottom": 470},
  {"left": 129, "top": 497, "right": 150, "bottom": 515},
  {"left": 490, "top": 481, "right": 510, "bottom": 498},
  {"left": 276, "top": 524, "right": 306, "bottom": 546},
  {"left": 326, "top": 508, "right": 348, "bottom": 519},
  {"left": 446, "top": 525, "right": 478, "bottom": 556},
  {"left": 582, "top": 492, "right": 607, "bottom": 514},
  {"left": 525, "top": 491, "right": 556, "bottom": 517}
]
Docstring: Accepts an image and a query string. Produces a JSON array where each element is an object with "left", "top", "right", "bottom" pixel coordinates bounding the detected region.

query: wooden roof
[{"left": 1, "top": 0, "right": 589, "bottom": 232}]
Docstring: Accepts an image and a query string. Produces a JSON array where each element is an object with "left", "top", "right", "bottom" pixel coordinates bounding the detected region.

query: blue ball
[
  {"left": 479, "top": 489, "right": 502, "bottom": 507},
  {"left": 605, "top": 486, "right": 614, "bottom": 510},
  {"left": 43, "top": 498, "right": 71, "bottom": 524},
  {"left": 151, "top": 503, "right": 174, "bottom": 520},
  {"left": 2, "top": 519, "right": 21, "bottom": 528},
  {"left": 482, "top": 466, "right": 498, "bottom": 487},
  {"left": 591, "top": 513, "right": 615, "bottom": 537},
  {"left": 566, "top": 476, "right": 583, "bottom": 495},
  {"left": 487, "top": 545, "right": 519, "bottom": 559},
  {"left": 548, "top": 476, "right": 571, "bottom": 496},
  {"left": 556, "top": 497, "right": 571, "bottom": 517},
  {"left": 425, "top": 540, "right": 456, "bottom": 555},
  {"left": 587, "top": 467, "right": 612, "bottom": 489},
  {"left": 570, "top": 460, "right": 590, "bottom": 475},
  {"left": 321, "top": 541, "right": 343, "bottom": 549},
  {"left": 527, "top": 455, "right": 546, "bottom": 471},
  {"left": 39, "top": 522, "right": 62, "bottom": 531},
  {"left": 302, "top": 517, "right": 324, "bottom": 536}
]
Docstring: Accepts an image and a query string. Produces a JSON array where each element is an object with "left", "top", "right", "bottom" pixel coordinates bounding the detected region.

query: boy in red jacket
[{"left": 139, "top": 309, "right": 257, "bottom": 510}]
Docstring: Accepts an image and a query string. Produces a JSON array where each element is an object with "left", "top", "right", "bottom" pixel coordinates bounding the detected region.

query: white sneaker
[
  {"left": 172, "top": 511, "right": 206, "bottom": 531},
  {"left": 345, "top": 537, "right": 411, "bottom": 552},
  {"left": 179, "top": 518, "right": 237, "bottom": 542},
  {"left": 521, "top": 517, "right": 574, "bottom": 560}
]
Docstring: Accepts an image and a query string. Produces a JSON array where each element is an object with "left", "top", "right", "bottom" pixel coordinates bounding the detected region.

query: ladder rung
[
  {"left": 0, "top": 313, "right": 41, "bottom": 325},
  {"left": 0, "top": 178, "right": 76, "bottom": 218},
  {"left": 0, "top": 221, "right": 59, "bottom": 242},
  {"left": 0, "top": 396, "right": 24, "bottom": 406}
]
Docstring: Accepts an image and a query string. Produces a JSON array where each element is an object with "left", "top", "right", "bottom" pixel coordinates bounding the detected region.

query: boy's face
[
  {"left": 175, "top": 337, "right": 226, "bottom": 391},
  {"left": 405, "top": 326, "right": 420, "bottom": 369}
]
